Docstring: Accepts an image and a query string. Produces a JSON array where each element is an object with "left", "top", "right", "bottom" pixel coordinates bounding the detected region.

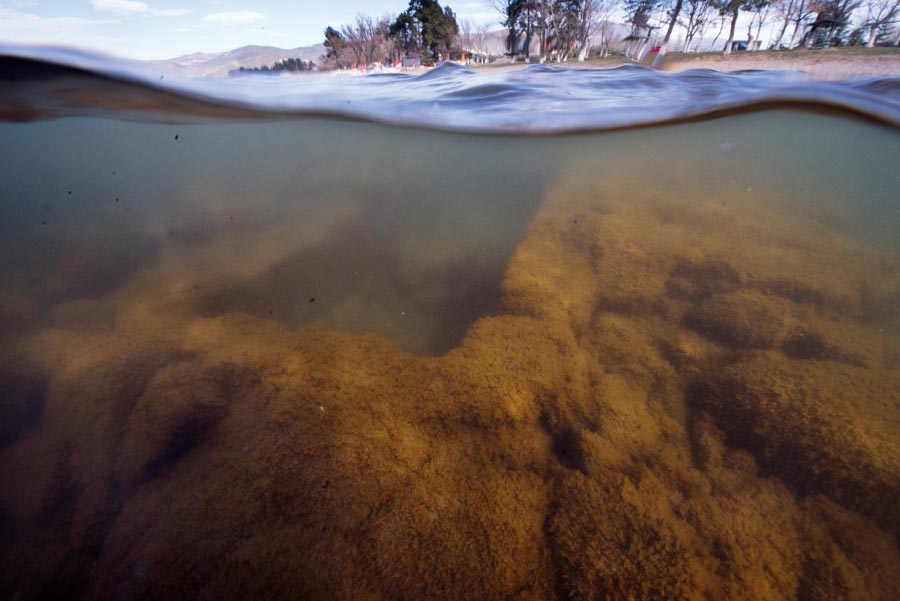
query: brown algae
[{"left": 1, "top": 110, "right": 899, "bottom": 600}]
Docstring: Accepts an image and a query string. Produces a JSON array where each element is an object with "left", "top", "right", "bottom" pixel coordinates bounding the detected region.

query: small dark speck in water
[
  {"left": 229, "top": 216, "right": 233, "bottom": 220},
  {"left": 174, "top": 134, "right": 179, "bottom": 140},
  {"left": 115, "top": 198, "right": 120, "bottom": 202},
  {"left": 67, "top": 190, "right": 72, "bottom": 195},
  {"left": 309, "top": 298, "right": 316, "bottom": 303},
  {"left": 573, "top": 219, "right": 578, "bottom": 224},
  {"left": 323, "top": 480, "right": 330, "bottom": 489},
  {"left": 41, "top": 220, "right": 46, "bottom": 226},
  {"left": 42, "top": 204, "right": 50, "bottom": 211}
]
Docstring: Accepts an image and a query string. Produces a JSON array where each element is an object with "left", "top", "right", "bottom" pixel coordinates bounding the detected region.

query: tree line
[
  {"left": 317, "top": 0, "right": 898, "bottom": 69},
  {"left": 323, "top": 0, "right": 462, "bottom": 68},
  {"left": 232, "top": 58, "right": 317, "bottom": 76},
  {"left": 497, "top": 0, "right": 899, "bottom": 60}
]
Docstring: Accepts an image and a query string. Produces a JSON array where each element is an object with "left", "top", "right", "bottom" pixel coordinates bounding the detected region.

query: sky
[{"left": 0, "top": 0, "right": 500, "bottom": 60}]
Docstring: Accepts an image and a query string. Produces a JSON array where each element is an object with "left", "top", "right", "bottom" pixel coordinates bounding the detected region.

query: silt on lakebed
[{"left": 1, "top": 54, "right": 899, "bottom": 600}]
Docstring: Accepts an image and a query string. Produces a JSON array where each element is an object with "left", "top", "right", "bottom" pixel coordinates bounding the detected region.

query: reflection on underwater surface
[{"left": 1, "top": 53, "right": 900, "bottom": 601}]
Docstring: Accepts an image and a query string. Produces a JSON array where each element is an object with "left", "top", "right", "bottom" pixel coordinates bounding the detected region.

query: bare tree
[
  {"left": 326, "top": 14, "right": 394, "bottom": 68},
  {"left": 715, "top": 0, "right": 742, "bottom": 55},
  {"left": 861, "top": 0, "right": 900, "bottom": 45},
  {"left": 374, "top": 16, "right": 397, "bottom": 63},
  {"left": 456, "top": 19, "right": 494, "bottom": 63},
  {"left": 710, "top": 9, "right": 729, "bottom": 48},
  {"left": 679, "top": 0, "right": 718, "bottom": 50},
  {"left": 341, "top": 14, "right": 376, "bottom": 66},
  {"left": 458, "top": 18, "right": 476, "bottom": 60},
  {"left": 594, "top": 12, "right": 619, "bottom": 56},
  {"left": 786, "top": 0, "right": 816, "bottom": 46},
  {"left": 473, "top": 22, "right": 495, "bottom": 60},
  {"left": 696, "top": 9, "right": 725, "bottom": 48},
  {"left": 771, "top": 0, "right": 796, "bottom": 47},
  {"left": 546, "top": 3, "right": 566, "bottom": 61},
  {"left": 747, "top": 0, "right": 773, "bottom": 48},
  {"left": 664, "top": 0, "right": 688, "bottom": 43},
  {"left": 536, "top": 0, "right": 554, "bottom": 62},
  {"left": 573, "top": 0, "right": 614, "bottom": 60}
]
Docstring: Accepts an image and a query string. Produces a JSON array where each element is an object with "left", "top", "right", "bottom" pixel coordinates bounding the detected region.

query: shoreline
[{"left": 469, "top": 48, "right": 900, "bottom": 80}]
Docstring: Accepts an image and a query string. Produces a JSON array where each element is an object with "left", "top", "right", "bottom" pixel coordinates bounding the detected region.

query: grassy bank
[{"left": 470, "top": 46, "right": 900, "bottom": 79}]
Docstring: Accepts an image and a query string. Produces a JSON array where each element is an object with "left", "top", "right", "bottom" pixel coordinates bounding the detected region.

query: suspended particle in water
[
  {"left": 721, "top": 141, "right": 736, "bottom": 154},
  {"left": 174, "top": 134, "right": 179, "bottom": 140}
]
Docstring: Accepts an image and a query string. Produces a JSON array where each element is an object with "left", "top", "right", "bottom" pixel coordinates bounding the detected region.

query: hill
[{"left": 143, "top": 44, "right": 326, "bottom": 78}]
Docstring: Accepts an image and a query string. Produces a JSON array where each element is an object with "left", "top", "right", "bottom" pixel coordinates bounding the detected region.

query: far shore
[{"left": 468, "top": 47, "right": 900, "bottom": 81}]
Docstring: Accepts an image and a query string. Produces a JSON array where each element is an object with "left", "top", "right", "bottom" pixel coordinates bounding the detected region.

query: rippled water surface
[{"left": 1, "top": 48, "right": 899, "bottom": 600}]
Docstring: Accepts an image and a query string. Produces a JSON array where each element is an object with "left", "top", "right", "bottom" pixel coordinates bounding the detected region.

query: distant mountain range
[{"left": 142, "top": 44, "right": 326, "bottom": 78}]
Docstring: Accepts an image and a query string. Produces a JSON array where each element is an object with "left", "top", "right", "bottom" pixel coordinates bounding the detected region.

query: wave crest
[{"left": 1, "top": 45, "right": 899, "bottom": 132}]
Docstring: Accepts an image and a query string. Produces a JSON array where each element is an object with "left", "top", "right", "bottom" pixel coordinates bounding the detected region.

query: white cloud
[
  {"left": 91, "top": 0, "right": 149, "bottom": 14},
  {"left": 0, "top": 5, "right": 125, "bottom": 48},
  {"left": 202, "top": 10, "right": 265, "bottom": 26},
  {"left": 90, "top": 0, "right": 189, "bottom": 17},
  {"left": 172, "top": 10, "right": 266, "bottom": 33},
  {"left": 0, "top": 5, "right": 103, "bottom": 35}
]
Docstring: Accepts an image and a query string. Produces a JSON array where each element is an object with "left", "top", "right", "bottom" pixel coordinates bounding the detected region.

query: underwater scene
[{"left": 1, "top": 50, "right": 900, "bottom": 600}]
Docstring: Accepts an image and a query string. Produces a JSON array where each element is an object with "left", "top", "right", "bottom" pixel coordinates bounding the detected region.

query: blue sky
[{"left": 0, "top": 0, "right": 499, "bottom": 59}]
